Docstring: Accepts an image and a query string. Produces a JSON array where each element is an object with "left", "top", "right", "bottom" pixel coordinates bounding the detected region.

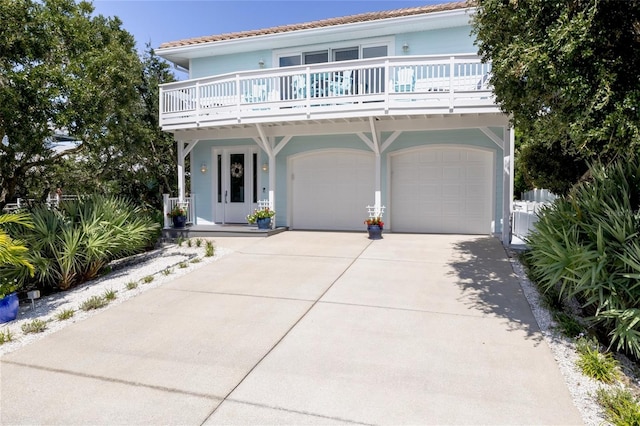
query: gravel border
[{"left": 0, "top": 241, "right": 232, "bottom": 357}]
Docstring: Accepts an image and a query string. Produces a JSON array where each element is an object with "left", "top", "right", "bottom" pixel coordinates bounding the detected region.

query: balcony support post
[
  {"left": 177, "top": 141, "right": 185, "bottom": 202},
  {"left": 502, "top": 126, "right": 514, "bottom": 246}
]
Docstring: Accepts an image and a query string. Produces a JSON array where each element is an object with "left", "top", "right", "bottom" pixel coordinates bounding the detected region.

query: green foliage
[
  {"left": 552, "top": 311, "right": 585, "bottom": 338},
  {"left": 102, "top": 289, "right": 116, "bottom": 301},
  {"left": 246, "top": 208, "right": 275, "bottom": 224},
  {"left": 195, "top": 239, "right": 202, "bottom": 248},
  {"left": 21, "top": 319, "right": 47, "bottom": 334},
  {"left": 473, "top": 0, "right": 640, "bottom": 192},
  {"left": 0, "top": 213, "right": 35, "bottom": 291},
  {"left": 126, "top": 281, "right": 138, "bottom": 290},
  {"left": 10, "top": 195, "right": 159, "bottom": 290},
  {"left": 178, "top": 261, "right": 188, "bottom": 269},
  {"left": 526, "top": 158, "right": 640, "bottom": 359},
  {"left": 205, "top": 241, "right": 214, "bottom": 257},
  {"left": 55, "top": 309, "right": 75, "bottom": 321},
  {"left": 142, "top": 275, "right": 154, "bottom": 284},
  {"left": 190, "top": 258, "right": 201, "bottom": 264},
  {"left": 596, "top": 387, "right": 640, "bottom": 425},
  {"left": 161, "top": 268, "right": 172, "bottom": 276},
  {"left": 0, "top": 329, "right": 13, "bottom": 344},
  {"left": 575, "top": 336, "right": 619, "bottom": 383},
  {"left": 79, "top": 295, "right": 108, "bottom": 311}
]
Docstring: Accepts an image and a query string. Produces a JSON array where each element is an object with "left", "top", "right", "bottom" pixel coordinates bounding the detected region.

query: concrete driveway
[{"left": 1, "top": 232, "right": 582, "bottom": 425}]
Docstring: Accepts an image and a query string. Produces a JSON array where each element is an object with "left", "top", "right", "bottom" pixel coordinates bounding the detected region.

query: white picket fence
[
  {"left": 2, "top": 194, "right": 80, "bottom": 212},
  {"left": 521, "top": 188, "right": 557, "bottom": 203},
  {"left": 512, "top": 200, "right": 550, "bottom": 241}
]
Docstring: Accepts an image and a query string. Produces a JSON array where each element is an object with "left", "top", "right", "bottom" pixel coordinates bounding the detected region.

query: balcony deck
[{"left": 159, "top": 55, "right": 498, "bottom": 131}]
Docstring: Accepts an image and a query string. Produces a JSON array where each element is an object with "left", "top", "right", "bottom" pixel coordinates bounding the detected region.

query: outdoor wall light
[
  {"left": 200, "top": 163, "right": 207, "bottom": 174},
  {"left": 258, "top": 58, "right": 265, "bottom": 68},
  {"left": 262, "top": 163, "right": 268, "bottom": 172},
  {"left": 402, "top": 42, "right": 410, "bottom": 53}
]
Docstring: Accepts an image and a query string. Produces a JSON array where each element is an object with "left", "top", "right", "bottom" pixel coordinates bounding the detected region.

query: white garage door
[
  {"left": 391, "top": 146, "right": 493, "bottom": 234},
  {"left": 291, "top": 151, "right": 375, "bottom": 231}
]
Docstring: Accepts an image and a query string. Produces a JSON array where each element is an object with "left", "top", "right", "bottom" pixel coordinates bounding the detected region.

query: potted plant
[
  {"left": 0, "top": 278, "right": 19, "bottom": 323},
  {"left": 364, "top": 216, "right": 384, "bottom": 240},
  {"left": 167, "top": 204, "right": 188, "bottom": 228},
  {"left": 247, "top": 207, "right": 276, "bottom": 230}
]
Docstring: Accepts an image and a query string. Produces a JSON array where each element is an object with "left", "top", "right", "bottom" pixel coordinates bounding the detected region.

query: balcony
[{"left": 159, "top": 54, "right": 497, "bottom": 131}]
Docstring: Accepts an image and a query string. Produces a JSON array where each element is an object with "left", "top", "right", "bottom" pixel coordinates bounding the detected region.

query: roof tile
[{"left": 159, "top": 1, "right": 471, "bottom": 49}]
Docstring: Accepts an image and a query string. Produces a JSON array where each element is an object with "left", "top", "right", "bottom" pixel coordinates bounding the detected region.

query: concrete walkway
[{"left": 1, "top": 232, "right": 582, "bottom": 425}]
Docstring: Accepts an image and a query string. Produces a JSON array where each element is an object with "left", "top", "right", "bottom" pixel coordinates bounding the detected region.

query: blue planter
[
  {"left": 256, "top": 217, "right": 271, "bottom": 230},
  {"left": 172, "top": 215, "right": 187, "bottom": 228},
  {"left": 367, "top": 225, "right": 383, "bottom": 240},
  {"left": 0, "top": 293, "right": 19, "bottom": 323}
]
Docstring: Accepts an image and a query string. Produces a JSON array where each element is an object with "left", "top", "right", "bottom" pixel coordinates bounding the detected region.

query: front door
[{"left": 216, "top": 149, "right": 257, "bottom": 223}]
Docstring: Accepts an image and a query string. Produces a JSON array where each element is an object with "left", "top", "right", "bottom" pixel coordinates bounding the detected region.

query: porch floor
[{"left": 162, "top": 224, "right": 288, "bottom": 239}]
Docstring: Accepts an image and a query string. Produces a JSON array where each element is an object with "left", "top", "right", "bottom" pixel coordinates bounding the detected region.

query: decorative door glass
[{"left": 229, "top": 154, "right": 244, "bottom": 203}]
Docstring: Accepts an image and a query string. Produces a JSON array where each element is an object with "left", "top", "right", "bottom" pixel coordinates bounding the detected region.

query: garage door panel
[
  {"left": 292, "top": 151, "right": 374, "bottom": 231},
  {"left": 391, "top": 146, "right": 493, "bottom": 234}
]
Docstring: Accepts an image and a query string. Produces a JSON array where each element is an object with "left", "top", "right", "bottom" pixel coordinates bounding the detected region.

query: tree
[
  {"left": 0, "top": 0, "right": 142, "bottom": 207},
  {"left": 55, "top": 46, "right": 178, "bottom": 210},
  {"left": 472, "top": 0, "right": 640, "bottom": 193}
]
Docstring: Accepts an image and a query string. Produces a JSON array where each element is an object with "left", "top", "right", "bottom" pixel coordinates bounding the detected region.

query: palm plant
[
  {"left": 526, "top": 159, "right": 640, "bottom": 359},
  {"left": 0, "top": 213, "right": 34, "bottom": 296},
  {"left": 13, "top": 195, "right": 159, "bottom": 290}
]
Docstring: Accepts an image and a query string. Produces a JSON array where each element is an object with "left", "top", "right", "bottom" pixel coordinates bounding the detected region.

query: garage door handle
[{"left": 224, "top": 190, "right": 228, "bottom": 204}]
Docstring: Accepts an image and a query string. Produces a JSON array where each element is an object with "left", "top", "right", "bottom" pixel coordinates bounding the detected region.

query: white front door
[{"left": 217, "top": 148, "right": 256, "bottom": 223}]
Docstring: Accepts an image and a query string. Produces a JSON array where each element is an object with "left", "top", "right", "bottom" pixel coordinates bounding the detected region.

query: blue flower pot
[
  {"left": 256, "top": 217, "right": 271, "bottom": 230},
  {"left": 367, "top": 225, "right": 383, "bottom": 240},
  {"left": 172, "top": 215, "right": 187, "bottom": 228},
  {"left": 0, "top": 293, "right": 19, "bottom": 323}
]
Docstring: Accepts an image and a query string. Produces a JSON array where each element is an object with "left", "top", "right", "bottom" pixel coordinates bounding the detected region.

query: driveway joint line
[
  {"left": 2, "top": 360, "right": 222, "bottom": 401},
  {"left": 236, "top": 250, "right": 363, "bottom": 260},
  {"left": 159, "top": 287, "right": 318, "bottom": 303},
  {"left": 200, "top": 240, "right": 374, "bottom": 425},
  {"left": 223, "top": 398, "right": 373, "bottom": 425},
  {"left": 318, "top": 299, "right": 489, "bottom": 319}
]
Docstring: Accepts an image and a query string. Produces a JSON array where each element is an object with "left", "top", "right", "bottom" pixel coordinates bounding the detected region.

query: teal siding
[
  {"left": 396, "top": 27, "right": 476, "bottom": 56},
  {"left": 191, "top": 50, "right": 272, "bottom": 79},
  {"left": 189, "top": 129, "right": 504, "bottom": 232}
]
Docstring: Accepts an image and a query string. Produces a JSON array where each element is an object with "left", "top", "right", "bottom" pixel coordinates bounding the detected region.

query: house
[{"left": 156, "top": 1, "right": 514, "bottom": 244}]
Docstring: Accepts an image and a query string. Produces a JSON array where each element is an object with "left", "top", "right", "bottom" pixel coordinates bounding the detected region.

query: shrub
[
  {"left": 79, "top": 295, "right": 108, "bottom": 311},
  {"left": 103, "top": 289, "right": 117, "bottom": 301},
  {"left": 126, "top": 281, "right": 138, "bottom": 290},
  {"left": 142, "top": 275, "right": 154, "bottom": 284},
  {"left": 575, "top": 336, "right": 619, "bottom": 383},
  {"left": 0, "top": 329, "right": 14, "bottom": 344},
  {"left": 596, "top": 387, "right": 640, "bottom": 425},
  {"left": 21, "top": 319, "right": 47, "bottom": 334},
  {"left": 526, "top": 158, "right": 640, "bottom": 359},
  {"left": 6, "top": 195, "right": 160, "bottom": 290},
  {"left": 205, "top": 241, "right": 214, "bottom": 257},
  {"left": 55, "top": 309, "right": 75, "bottom": 321}
]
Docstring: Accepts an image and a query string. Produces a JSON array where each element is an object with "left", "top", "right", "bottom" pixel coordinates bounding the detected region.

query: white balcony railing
[{"left": 159, "top": 55, "right": 495, "bottom": 129}]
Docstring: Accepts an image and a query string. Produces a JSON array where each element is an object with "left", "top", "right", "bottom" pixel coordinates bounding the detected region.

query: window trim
[{"left": 273, "top": 36, "right": 394, "bottom": 67}]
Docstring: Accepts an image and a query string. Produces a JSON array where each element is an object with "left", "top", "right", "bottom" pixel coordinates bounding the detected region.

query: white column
[
  {"left": 375, "top": 154, "right": 382, "bottom": 212},
  {"left": 268, "top": 154, "right": 276, "bottom": 212},
  {"left": 177, "top": 141, "right": 185, "bottom": 202},
  {"left": 502, "top": 127, "right": 514, "bottom": 245}
]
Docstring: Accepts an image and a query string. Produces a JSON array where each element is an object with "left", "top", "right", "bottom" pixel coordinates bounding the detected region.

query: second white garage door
[
  {"left": 290, "top": 150, "right": 375, "bottom": 231},
  {"left": 390, "top": 146, "right": 494, "bottom": 234}
]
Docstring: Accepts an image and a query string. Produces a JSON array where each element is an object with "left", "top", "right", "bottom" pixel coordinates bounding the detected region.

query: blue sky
[{"left": 91, "top": 1, "right": 444, "bottom": 51}]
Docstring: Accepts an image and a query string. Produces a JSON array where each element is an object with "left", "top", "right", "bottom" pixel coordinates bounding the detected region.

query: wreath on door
[{"left": 230, "top": 162, "right": 244, "bottom": 178}]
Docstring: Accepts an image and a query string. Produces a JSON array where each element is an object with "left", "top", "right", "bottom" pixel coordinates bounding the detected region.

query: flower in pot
[
  {"left": 364, "top": 216, "right": 384, "bottom": 239},
  {"left": 167, "top": 205, "right": 188, "bottom": 228},
  {"left": 247, "top": 207, "right": 276, "bottom": 229}
]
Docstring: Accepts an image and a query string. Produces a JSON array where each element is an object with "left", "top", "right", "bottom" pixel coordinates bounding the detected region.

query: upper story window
[{"left": 277, "top": 41, "right": 389, "bottom": 68}]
